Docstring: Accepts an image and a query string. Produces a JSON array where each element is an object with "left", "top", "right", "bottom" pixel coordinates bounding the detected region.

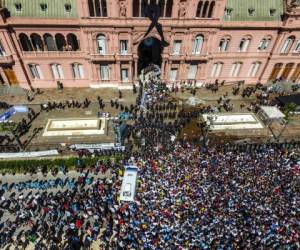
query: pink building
[{"left": 0, "top": 0, "right": 300, "bottom": 89}]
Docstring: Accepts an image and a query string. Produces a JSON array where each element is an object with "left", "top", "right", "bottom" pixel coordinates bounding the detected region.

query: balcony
[
  {"left": 115, "top": 53, "right": 133, "bottom": 61},
  {"left": 22, "top": 51, "right": 85, "bottom": 58},
  {"left": 90, "top": 53, "right": 115, "bottom": 62},
  {"left": 269, "top": 52, "right": 300, "bottom": 59},
  {"left": 212, "top": 51, "right": 270, "bottom": 59},
  {"left": 186, "top": 53, "right": 208, "bottom": 61},
  {"left": 169, "top": 53, "right": 185, "bottom": 61},
  {"left": 0, "top": 55, "right": 14, "bottom": 64}
]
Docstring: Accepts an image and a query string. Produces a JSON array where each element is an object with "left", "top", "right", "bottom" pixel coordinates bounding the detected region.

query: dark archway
[
  {"left": 196, "top": 1, "right": 203, "bottom": 17},
  {"left": 158, "top": 0, "right": 165, "bottom": 17},
  {"left": 19, "top": 33, "right": 33, "bottom": 51},
  {"left": 67, "top": 33, "right": 80, "bottom": 51},
  {"left": 268, "top": 63, "right": 283, "bottom": 81},
  {"left": 30, "top": 33, "right": 44, "bottom": 51},
  {"left": 208, "top": 1, "right": 215, "bottom": 18},
  {"left": 43, "top": 33, "right": 56, "bottom": 51},
  {"left": 88, "top": 0, "right": 95, "bottom": 16},
  {"left": 165, "top": 0, "right": 173, "bottom": 17},
  {"left": 202, "top": 1, "right": 209, "bottom": 18},
  {"left": 133, "top": 0, "right": 140, "bottom": 16},
  {"left": 55, "top": 34, "right": 66, "bottom": 51},
  {"left": 138, "top": 37, "right": 163, "bottom": 74}
]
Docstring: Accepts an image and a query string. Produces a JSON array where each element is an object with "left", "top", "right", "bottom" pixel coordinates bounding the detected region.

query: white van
[{"left": 120, "top": 165, "right": 138, "bottom": 202}]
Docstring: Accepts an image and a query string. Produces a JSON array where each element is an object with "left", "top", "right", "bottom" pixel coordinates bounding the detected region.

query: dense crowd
[
  {"left": 1, "top": 142, "right": 299, "bottom": 249},
  {"left": 0, "top": 68, "right": 300, "bottom": 249}
]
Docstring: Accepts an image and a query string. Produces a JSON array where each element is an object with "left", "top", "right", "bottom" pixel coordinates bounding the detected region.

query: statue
[
  {"left": 287, "top": 0, "right": 300, "bottom": 8},
  {"left": 178, "top": 1, "right": 186, "bottom": 18},
  {"left": 143, "top": 4, "right": 169, "bottom": 47},
  {"left": 119, "top": 0, "right": 127, "bottom": 17},
  {"left": 291, "top": 0, "right": 300, "bottom": 6}
]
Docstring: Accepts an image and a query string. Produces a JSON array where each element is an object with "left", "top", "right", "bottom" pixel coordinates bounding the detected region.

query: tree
[
  {"left": 275, "top": 102, "right": 297, "bottom": 140},
  {"left": 283, "top": 102, "right": 297, "bottom": 122}
]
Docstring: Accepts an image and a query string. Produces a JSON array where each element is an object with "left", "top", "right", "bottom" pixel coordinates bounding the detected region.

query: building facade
[{"left": 0, "top": 0, "right": 300, "bottom": 89}]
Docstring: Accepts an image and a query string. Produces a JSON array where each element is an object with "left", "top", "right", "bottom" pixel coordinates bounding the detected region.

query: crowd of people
[
  {"left": 0, "top": 66, "right": 300, "bottom": 249},
  {"left": 0, "top": 107, "right": 39, "bottom": 152},
  {"left": 0, "top": 166, "right": 113, "bottom": 249},
  {"left": 1, "top": 96, "right": 95, "bottom": 152},
  {"left": 40, "top": 98, "right": 91, "bottom": 112},
  {"left": 0, "top": 140, "right": 299, "bottom": 249}
]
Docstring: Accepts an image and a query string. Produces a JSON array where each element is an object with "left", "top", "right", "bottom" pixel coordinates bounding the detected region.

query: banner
[
  {"left": 0, "top": 150, "right": 59, "bottom": 159},
  {"left": 0, "top": 105, "right": 28, "bottom": 123},
  {"left": 70, "top": 143, "right": 125, "bottom": 151}
]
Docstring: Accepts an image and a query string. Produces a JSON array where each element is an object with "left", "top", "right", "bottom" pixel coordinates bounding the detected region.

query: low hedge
[{"left": 0, "top": 155, "right": 123, "bottom": 174}]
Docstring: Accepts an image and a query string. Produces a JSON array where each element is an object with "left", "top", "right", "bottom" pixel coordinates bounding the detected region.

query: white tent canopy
[{"left": 257, "top": 106, "right": 285, "bottom": 126}]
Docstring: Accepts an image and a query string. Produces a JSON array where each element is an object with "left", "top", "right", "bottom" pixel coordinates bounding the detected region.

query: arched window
[
  {"left": 43, "top": 34, "right": 57, "bottom": 51},
  {"left": 207, "top": 1, "right": 215, "bottom": 18},
  {"left": 258, "top": 37, "right": 271, "bottom": 51},
  {"left": 30, "top": 34, "right": 44, "bottom": 52},
  {"left": 88, "top": 0, "right": 107, "bottom": 17},
  {"left": 268, "top": 63, "right": 283, "bottom": 81},
  {"left": 196, "top": 1, "right": 203, "bottom": 17},
  {"left": 133, "top": 0, "right": 140, "bottom": 17},
  {"left": 201, "top": 1, "right": 209, "bottom": 18},
  {"left": 96, "top": 34, "right": 107, "bottom": 54},
  {"left": 165, "top": 0, "right": 173, "bottom": 17},
  {"left": 158, "top": 0, "right": 165, "bottom": 17},
  {"left": 192, "top": 35, "right": 204, "bottom": 55},
  {"left": 55, "top": 34, "right": 67, "bottom": 51},
  {"left": 280, "top": 63, "right": 294, "bottom": 80},
  {"left": 101, "top": 0, "right": 107, "bottom": 16},
  {"left": 100, "top": 64, "right": 110, "bottom": 80},
  {"left": 51, "top": 63, "right": 64, "bottom": 79},
  {"left": 290, "top": 63, "right": 300, "bottom": 82},
  {"left": 67, "top": 34, "right": 80, "bottom": 51},
  {"left": 0, "top": 40, "right": 6, "bottom": 56},
  {"left": 248, "top": 62, "right": 261, "bottom": 77},
  {"left": 238, "top": 38, "right": 251, "bottom": 52},
  {"left": 19, "top": 33, "right": 33, "bottom": 51},
  {"left": 141, "top": 0, "right": 148, "bottom": 17},
  {"left": 172, "top": 40, "right": 182, "bottom": 55},
  {"left": 281, "top": 36, "right": 295, "bottom": 54},
  {"left": 71, "top": 63, "right": 84, "bottom": 79},
  {"left": 28, "top": 64, "right": 43, "bottom": 79},
  {"left": 230, "top": 62, "right": 243, "bottom": 77},
  {"left": 187, "top": 64, "right": 198, "bottom": 79},
  {"left": 211, "top": 62, "right": 223, "bottom": 77},
  {"left": 218, "top": 37, "right": 230, "bottom": 52},
  {"left": 88, "top": 0, "right": 95, "bottom": 16},
  {"left": 293, "top": 39, "right": 300, "bottom": 53}
]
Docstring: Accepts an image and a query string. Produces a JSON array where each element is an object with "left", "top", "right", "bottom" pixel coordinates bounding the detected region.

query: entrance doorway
[
  {"left": 138, "top": 37, "right": 163, "bottom": 74},
  {"left": 0, "top": 72, "right": 4, "bottom": 85},
  {"left": 3, "top": 66, "right": 18, "bottom": 84}
]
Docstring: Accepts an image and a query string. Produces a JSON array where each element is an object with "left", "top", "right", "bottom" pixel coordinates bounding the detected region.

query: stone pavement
[
  {"left": 0, "top": 85, "right": 256, "bottom": 105},
  {"left": 1, "top": 85, "right": 299, "bottom": 151}
]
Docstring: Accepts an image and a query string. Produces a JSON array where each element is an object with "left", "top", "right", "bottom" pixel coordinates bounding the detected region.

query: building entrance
[
  {"left": 3, "top": 66, "right": 18, "bottom": 85},
  {"left": 138, "top": 37, "right": 163, "bottom": 74}
]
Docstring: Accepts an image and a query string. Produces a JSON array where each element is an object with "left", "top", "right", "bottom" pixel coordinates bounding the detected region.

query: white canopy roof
[{"left": 260, "top": 106, "right": 285, "bottom": 119}]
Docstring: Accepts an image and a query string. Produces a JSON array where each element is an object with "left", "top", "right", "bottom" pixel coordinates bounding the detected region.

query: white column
[
  {"left": 129, "top": 61, "right": 133, "bottom": 82},
  {"left": 93, "top": 0, "right": 97, "bottom": 16}
]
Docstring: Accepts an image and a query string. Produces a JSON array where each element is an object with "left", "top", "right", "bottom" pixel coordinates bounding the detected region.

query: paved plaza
[{"left": 1, "top": 84, "right": 300, "bottom": 153}]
